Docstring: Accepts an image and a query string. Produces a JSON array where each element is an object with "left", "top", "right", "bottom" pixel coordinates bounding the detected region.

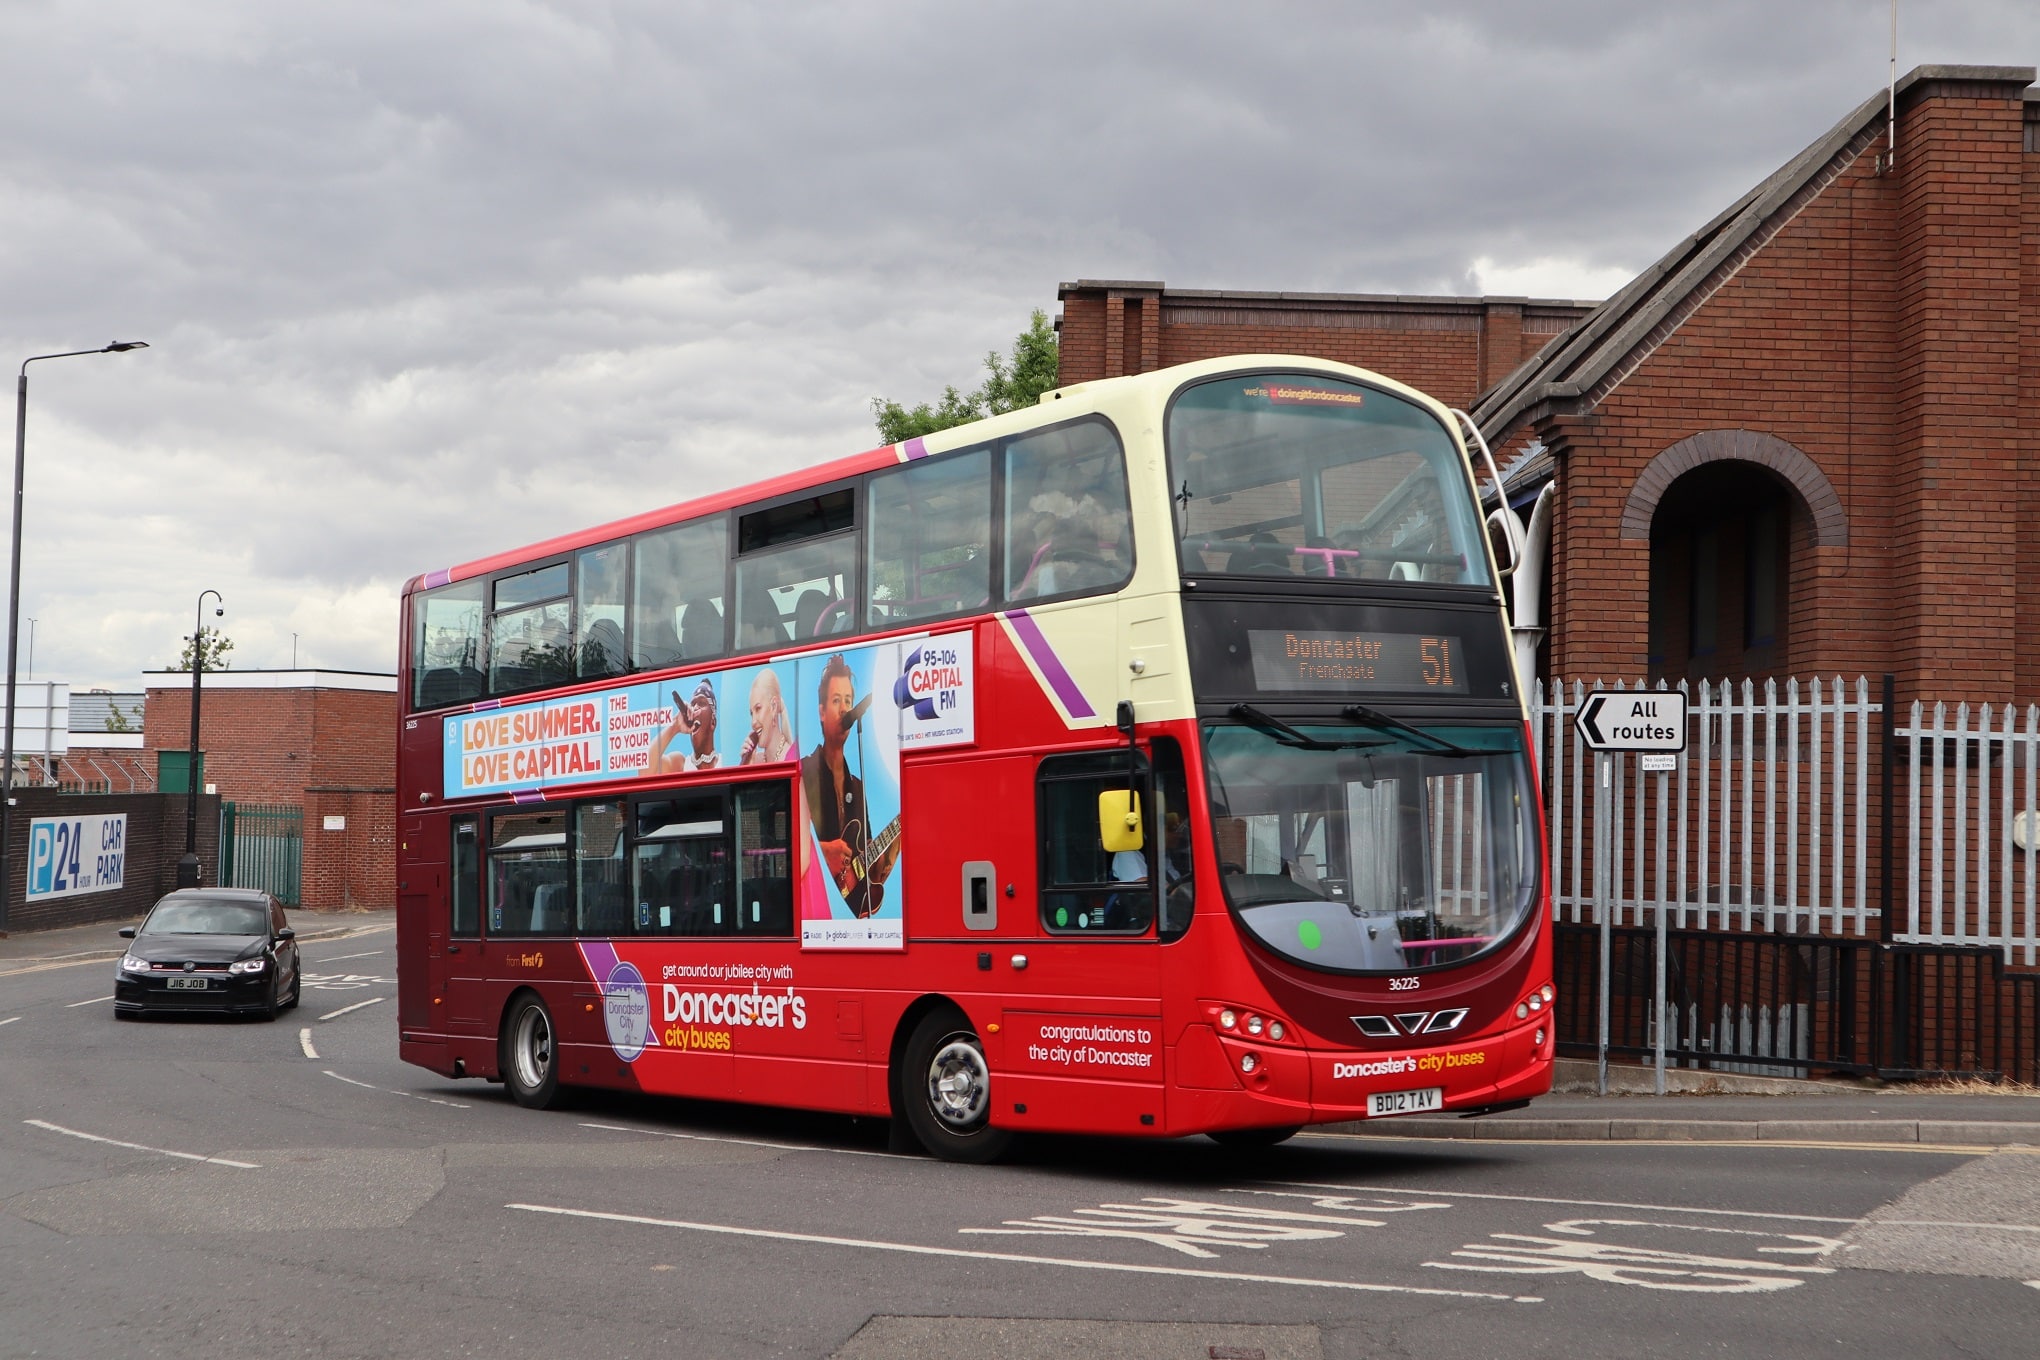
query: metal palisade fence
[
  {"left": 1532, "top": 677, "right": 2039, "bottom": 1084},
  {"left": 1534, "top": 676, "right": 2040, "bottom": 961}
]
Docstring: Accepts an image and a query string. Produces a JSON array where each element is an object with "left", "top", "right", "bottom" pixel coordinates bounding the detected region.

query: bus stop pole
[{"left": 1596, "top": 751, "right": 1613, "bottom": 1095}]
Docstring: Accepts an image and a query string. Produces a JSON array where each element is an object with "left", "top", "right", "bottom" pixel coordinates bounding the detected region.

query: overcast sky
[{"left": 1, "top": 1, "right": 2033, "bottom": 691}]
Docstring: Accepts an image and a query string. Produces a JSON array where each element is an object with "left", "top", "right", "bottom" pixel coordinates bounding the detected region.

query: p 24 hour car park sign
[
  {"left": 1574, "top": 692, "right": 1687, "bottom": 753},
  {"left": 25, "top": 812, "right": 126, "bottom": 903}
]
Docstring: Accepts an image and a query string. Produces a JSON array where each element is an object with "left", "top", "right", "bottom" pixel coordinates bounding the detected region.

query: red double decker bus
[{"left": 395, "top": 354, "right": 1551, "bottom": 1160}]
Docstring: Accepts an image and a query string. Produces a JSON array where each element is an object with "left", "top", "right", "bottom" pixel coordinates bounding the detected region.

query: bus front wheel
[
  {"left": 501, "top": 994, "right": 563, "bottom": 1110},
  {"left": 900, "top": 1009, "right": 1013, "bottom": 1164}
]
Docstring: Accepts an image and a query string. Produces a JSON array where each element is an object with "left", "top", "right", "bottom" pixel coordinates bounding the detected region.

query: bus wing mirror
[{"left": 1098, "top": 788, "right": 1144, "bottom": 853}]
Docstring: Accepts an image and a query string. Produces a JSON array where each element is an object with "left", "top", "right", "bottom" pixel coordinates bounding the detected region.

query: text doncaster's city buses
[{"left": 395, "top": 354, "right": 1553, "bottom": 1160}]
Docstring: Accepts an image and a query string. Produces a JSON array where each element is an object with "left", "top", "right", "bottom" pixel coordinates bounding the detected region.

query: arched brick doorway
[{"left": 1622, "top": 430, "right": 1844, "bottom": 683}]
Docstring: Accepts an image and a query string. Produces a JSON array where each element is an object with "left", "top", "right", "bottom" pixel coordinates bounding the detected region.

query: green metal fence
[{"left": 222, "top": 802, "right": 303, "bottom": 905}]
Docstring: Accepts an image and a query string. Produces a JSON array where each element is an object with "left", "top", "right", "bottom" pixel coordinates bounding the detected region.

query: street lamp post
[
  {"left": 1, "top": 342, "right": 149, "bottom": 934},
  {"left": 178, "top": 590, "right": 223, "bottom": 889}
]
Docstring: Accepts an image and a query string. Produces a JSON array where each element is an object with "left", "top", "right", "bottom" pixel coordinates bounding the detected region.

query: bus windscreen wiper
[
  {"left": 1230, "top": 704, "right": 1386, "bottom": 752},
  {"left": 1341, "top": 704, "right": 1482, "bottom": 758}
]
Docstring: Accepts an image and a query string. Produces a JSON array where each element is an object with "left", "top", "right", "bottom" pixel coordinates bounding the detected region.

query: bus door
[
  {"left": 395, "top": 813, "right": 442, "bottom": 1039},
  {"left": 443, "top": 814, "right": 488, "bottom": 1037},
  {"left": 999, "top": 749, "right": 1164, "bottom": 1135}
]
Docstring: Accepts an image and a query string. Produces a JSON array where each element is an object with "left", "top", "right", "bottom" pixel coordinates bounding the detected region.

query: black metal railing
[{"left": 1554, "top": 922, "right": 2040, "bottom": 1084}]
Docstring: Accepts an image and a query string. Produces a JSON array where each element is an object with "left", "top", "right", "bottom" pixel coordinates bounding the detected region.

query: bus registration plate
[{"left": 1367, "top": 1086, "right": 1442, "bottom": 1117}]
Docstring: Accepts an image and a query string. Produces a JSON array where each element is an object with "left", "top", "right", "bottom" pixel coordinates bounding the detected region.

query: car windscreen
[{"left": 144, "top": 900, "right": 269, "bottom": 936}]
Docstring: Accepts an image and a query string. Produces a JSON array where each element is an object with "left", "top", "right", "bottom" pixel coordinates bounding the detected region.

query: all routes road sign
[{"left": 1574, "top": 691, "right": 1687, "bottom": 753}]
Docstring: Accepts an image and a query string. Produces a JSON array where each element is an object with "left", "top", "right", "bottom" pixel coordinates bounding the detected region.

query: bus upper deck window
[
  {"left": 576, "top": 542, "right": 628, "bottom": 681},
  {"left": 489, "top": 563, "right": 571, "bottom": 695},
  {"left": 867, "top": 447, "right": 991, "bottom": 627},
  {"left": 632, "top": 516, "right": 727, "bottom": 670},
  {"left": 1166, "top": 373, "right": 1488, "bottom": 589},
  {"left": 1002, "top": 420, "right": 1133, "bottom": 602},
  {"left": 413, "top": 580, "right": 485, "bottom": 710}
]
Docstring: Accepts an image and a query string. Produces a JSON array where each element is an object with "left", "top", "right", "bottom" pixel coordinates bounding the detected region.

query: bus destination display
[{"left": 1247, "top": 629, "right": 1468, "bottom": 694}]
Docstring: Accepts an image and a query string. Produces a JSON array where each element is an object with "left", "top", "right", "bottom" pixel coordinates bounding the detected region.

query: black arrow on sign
[{"left": 1577, "top": 694, "right": 1609, "bottom": 745}]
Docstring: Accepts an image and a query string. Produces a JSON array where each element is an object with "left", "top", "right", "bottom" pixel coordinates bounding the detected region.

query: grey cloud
[{"left": 1, "top": 0, "right": 2035, "bottom": 685}]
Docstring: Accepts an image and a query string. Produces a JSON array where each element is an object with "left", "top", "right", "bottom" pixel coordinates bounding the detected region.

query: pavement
[{"left": 6, "top": 906, "right": 2035, "bottom": 1146}]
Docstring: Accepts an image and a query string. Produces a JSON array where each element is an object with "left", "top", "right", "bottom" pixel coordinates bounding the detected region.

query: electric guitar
[{"left": 838, "top": 814, "right": 903, "bottom": 918}]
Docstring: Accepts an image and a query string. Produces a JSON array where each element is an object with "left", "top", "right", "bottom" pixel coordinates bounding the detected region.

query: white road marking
[
  {"left": 316, "top": 949, "right": 385, "bottom": 963},
  {"left": 1426, "top": 1217, "right": 1841, "bottom": 1294},
  {"left": 67, "top": 995, "right": 115, "bottom": 1008},
  {"left": 1269, "top": 1179, "right": 1860, "bottom": 1226},
  {"left": 24, "top": 1119, "right": 260, "bottom": 1168},
  {"left": 0, "top": 1016, "right": 19, "bottom": 1027},
  {"left": 299, "top": 1028, "right": 319, "bottom": 1059},
  {"left": 319, "top": 997, "right": 385, "bottom": 1021},
  {"left": 323, "top": 1069, "right": 468, "bottom": 1109},
  {"left": 962, "top": 1195, "right": 1435, "bottom": 1259},
  {"left": 506, "top": 1201, "right": 1542, "bottom": 1303},
  {"left": 579, "top": 1121, "right": 915, "bottom": 1160}
]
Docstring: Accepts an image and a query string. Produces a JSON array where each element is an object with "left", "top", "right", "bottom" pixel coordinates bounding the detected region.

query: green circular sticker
[
  {"left": 1297, "top": 920, "right": 1323, "bottom": 950},
  {"left": 1055, "top": 906, "right": 1069, "bottom": 927}
]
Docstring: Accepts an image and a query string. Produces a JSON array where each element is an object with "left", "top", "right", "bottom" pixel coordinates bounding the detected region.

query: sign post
[{"left": 1574, "top": 690, "right": 1687, "bottom": 1095}]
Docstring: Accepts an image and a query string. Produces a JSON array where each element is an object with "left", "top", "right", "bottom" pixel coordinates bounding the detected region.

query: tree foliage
[
  {"left": 871, "top": 309, "right": 1060, "bottom": 445},
  {"left": 104, "top": 703, "right": 139, "bottom": 734},
  {"left": 175, "top": 627, "right": 234, "bottom": 672}
]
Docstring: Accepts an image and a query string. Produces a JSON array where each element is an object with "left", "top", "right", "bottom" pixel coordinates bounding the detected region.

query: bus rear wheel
[
  {"left": 1209, "top": 1125, "right": 1302, "bottom": 1149},
  {"left": 501, "top": 994, "right": 563, "bottom": 1110},
  {"left": 900, "top": 1009, "right": 1013, "bottom": 1164}
]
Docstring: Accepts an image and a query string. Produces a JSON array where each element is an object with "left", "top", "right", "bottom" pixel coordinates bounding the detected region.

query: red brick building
[
  {"left": 142, "top": 670, "right": 395, "bottom": 911},
  {"left": 1056, "top": 283, "right": 1592, "bottom": 411},
  {"left": 1057, "top": 65, "right": 2040, "bottom": 701},
  {"left": 1472, "top": 64, "right": 2039, "bottom": 696}
]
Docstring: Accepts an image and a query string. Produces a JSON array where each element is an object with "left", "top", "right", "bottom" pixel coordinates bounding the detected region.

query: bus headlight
[
  {"left": 1218, "top": 1009, "right": 1237, "bottom": 1030},
  {"left": 1239, "top": 1053, "right": 1258, "bottom": 1075}
]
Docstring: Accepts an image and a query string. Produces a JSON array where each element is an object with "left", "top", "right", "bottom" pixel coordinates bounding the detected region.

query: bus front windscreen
[
  {"left": 1168, "top": 371, "right": 1488, "bottom": 587},
  {"left": 1202, "top": 719, "right": 1538, "bottom": 974}
]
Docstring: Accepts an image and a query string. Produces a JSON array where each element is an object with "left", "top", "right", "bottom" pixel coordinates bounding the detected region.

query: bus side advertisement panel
[{"left": 795, "top": 636, "right": 973, "bottom": 951}]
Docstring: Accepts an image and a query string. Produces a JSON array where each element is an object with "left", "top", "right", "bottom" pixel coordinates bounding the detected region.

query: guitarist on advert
[{"left": 802, "top": 653, "right": 900, "bottom": 918}]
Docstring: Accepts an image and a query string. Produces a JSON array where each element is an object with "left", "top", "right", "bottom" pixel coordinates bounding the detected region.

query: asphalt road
[{"left": 3, "top": 921, "right": 2036, "bottom": 1359}]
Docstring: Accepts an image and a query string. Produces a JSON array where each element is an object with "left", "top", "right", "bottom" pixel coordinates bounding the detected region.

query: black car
[{"left": 113, "top": 889, "right": 302, "bottom": 1020}]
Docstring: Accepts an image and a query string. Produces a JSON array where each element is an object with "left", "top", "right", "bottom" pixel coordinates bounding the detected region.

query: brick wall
[
  {"left": 1056, "top": 283, "right": 1590, "bottom": 410},
  {"left": 0, "top": 788, "right": 220, "bottom": 933}
]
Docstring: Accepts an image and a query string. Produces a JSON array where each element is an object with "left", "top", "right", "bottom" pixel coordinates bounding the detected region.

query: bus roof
[{"left": 401, "top": 353, "right": 1459, "bottom": 597}]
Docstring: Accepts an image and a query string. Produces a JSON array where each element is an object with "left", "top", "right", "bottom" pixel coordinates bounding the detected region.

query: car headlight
[
  {"left": 228, "top": 958, "right": 268, "bottom": 975},
  {"left": 121, "top": 955, "right": 152, "bottom": 974}
]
